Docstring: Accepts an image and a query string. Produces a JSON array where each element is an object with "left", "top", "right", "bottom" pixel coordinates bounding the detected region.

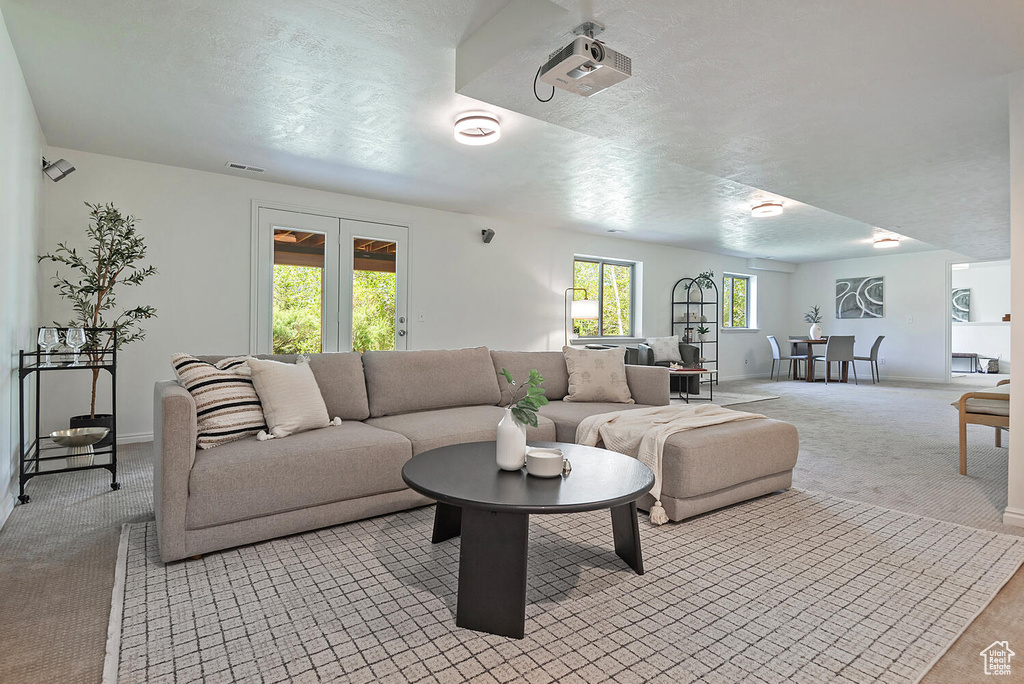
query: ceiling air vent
[{"left": 225, "top": 162, "right": 265, "bottom": 173}]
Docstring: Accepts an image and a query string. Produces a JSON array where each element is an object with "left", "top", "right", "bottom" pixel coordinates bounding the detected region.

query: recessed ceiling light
[
  {"left": 751, "top": 201, "right": 783, "bottom": 217},
  {"left": 873, "top": 237, "right": 900, "bottom": 249},
  {"left": 454, "top": 115, "right": 501, "bottom": 146},
  {"left": 607, "top": 229, "right": 625, "bottom": 233}
]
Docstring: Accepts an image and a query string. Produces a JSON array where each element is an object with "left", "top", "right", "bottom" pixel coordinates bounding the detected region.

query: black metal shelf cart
[
  {"left": 670, "top": 278, "right": 720, "bottom": 387},
  {"left": 18, "top": 327, "right": 119, "bottom": 503}
]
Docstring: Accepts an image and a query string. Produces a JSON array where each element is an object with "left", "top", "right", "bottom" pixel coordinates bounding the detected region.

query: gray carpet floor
[{"left": 0, "top": 376, "right": 1019, "bottom": 683}]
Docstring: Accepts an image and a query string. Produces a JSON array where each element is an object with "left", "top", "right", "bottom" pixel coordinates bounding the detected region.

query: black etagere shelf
[
  {"left": 18, "top": 327, "right": 120, "bottom": 504},
  {"left": 671, "top": 278, "right": 719, "bottom": 387}
]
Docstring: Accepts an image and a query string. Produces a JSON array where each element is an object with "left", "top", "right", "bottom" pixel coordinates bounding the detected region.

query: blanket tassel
[
  {"left": 256, "top": 430, "right": 273, "bottom": 441},
  {"left": 649, "top": 501, "right": 669, "bottom": 525}
]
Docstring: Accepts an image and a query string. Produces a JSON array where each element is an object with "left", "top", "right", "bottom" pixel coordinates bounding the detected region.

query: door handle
[{"left": 398, "top": 329, "right": 406, "bottom": 337}]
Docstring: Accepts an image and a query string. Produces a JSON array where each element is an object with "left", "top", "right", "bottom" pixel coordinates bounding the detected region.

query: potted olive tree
[{"left": 39, "top": 203, "right": 157, "bottom": 445}]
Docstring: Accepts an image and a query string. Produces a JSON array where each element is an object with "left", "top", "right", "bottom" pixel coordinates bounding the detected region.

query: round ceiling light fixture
[
  {"left": 454, "top": 114, "right": 501, "bottom": 146},
  {"left": 873, "top": 237, "right": 900, "bottom": 249},
  {"left": 750, "top": 201, "right": 783, "bottom": 217}
]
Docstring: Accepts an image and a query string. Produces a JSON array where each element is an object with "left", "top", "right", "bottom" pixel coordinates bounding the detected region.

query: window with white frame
[
  {"left": 572, "top": 256, "right": 638, "bottom": 337},
  {"left": 722, "top": 273, "right": 757, "bottom": 329}
]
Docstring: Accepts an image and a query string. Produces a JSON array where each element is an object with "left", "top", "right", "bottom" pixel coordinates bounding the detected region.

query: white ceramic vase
[
  {"left": 496, "top": 407, "right": 527, "bottom": 471},
  {"left": 688, "top": 287, "right": 703, "bottom": 302},
  {"left": 809, "top": 323, "right": 823, "bottom": 340}
]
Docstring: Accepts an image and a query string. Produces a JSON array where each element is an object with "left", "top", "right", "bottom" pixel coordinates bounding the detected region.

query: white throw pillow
[
  {"left": 561, "top": 346, "right": 634, "bottom": 404},
  {"left": 646, "top": 336, "right": 682, "bottom": 364},
  {"left": 247, "top": 357, "right": 334, "bottom": 438}
]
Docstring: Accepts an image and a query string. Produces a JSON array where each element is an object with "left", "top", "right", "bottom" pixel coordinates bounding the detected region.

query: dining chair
[
  {"left": 812, "top": 335, "right": 857, "bottom": 385},
  {"left": 854, "top": 335, "right": 885, "bottom": 384},
  {"left": 767, "top": 335, "right": 807, "bottom": 381}
]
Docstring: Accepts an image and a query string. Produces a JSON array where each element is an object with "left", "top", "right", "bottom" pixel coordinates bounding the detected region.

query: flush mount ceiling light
[
  {"left": 750, "top": 201, "right": 783, "bottom": 218},
  {"left": 273, "top": 232, "right": 297, "bottom": 243},
  {"left": 454, "top": 115, "right": 501, "bottom": 146},
  {"left": 873, "top": 237, "right": 900, "bottom": 249}
]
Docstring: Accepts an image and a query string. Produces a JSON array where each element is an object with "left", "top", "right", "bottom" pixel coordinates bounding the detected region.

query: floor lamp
[{"left": 564, "top": 288, "right": 600, "bottom": 346}]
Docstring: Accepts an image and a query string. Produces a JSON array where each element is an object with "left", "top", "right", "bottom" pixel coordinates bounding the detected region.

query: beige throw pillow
[
  {"left": 561, "top": 346, "right": 634, "bottom": 404},
  {"left": 247, "top": 357, "right": 334, "bottom": 438},
  {"left": 646, "top": 335, "right": 682, "bottom": 364}
]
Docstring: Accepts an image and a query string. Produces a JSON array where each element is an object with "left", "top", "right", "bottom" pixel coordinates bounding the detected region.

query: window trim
[
  {"left": 722, "top": 273, "right": 756, "bottom": 330},
  {"left": 572, "top": 256, "right": 638, "bottom": 339}
]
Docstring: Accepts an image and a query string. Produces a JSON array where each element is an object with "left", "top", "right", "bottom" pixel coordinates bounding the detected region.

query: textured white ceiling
[{"left": 3, "top": 0, "right": 1020, "bottom": 260}]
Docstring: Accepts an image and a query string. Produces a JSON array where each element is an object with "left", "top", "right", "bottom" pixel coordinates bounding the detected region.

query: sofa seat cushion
[
  {"left": 366, "top": 405, "right": 556, "bottom": 455},
  {"left": 952, "top": 385, "right": 1010, "bottom": 416},
  {"left": 538, "top": 402, "right": 655, "bottom": 443},
  {"left": 186, "top": 422, "right": 412, "bottom": 529},
  {"left": 661, "top": 418, "right": 799, "bottom": 499}
]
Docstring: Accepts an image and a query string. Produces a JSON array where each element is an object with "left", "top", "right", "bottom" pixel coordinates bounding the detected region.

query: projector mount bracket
[{"left": 572, "top": 21, "right": 605, "bottom": 40}]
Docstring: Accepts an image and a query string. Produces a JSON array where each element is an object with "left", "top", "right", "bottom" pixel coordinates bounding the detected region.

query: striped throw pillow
[{"left": 171, "top": 354, "right": 267, "bottom": 449}]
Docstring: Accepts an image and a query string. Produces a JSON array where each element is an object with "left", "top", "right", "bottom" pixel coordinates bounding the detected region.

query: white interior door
[
  {"left": 342, "top": 220, "right": 409, "bottom": 351},
  {"left": 254, "top": 207, "right": 340, "bottom": 354}
]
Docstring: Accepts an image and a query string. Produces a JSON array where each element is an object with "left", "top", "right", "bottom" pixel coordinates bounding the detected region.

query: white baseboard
[
  {"left": 1003, "top": 507, "right": 1024, "bottom": 528},
  {"left": 0, "top": 484, "right": 15, "bottom": 532},
  {"left": 119, "top": 432, "right": 153, "bottom": 445}
]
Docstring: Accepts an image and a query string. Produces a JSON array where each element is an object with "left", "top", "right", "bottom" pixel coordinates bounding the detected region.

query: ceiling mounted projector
[{"left": 539, "top": 23, "right": 631, "bottom": 98}]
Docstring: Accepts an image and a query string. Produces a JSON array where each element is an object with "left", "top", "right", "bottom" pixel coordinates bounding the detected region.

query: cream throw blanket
[{"left": 575, "top": 405, "right": 766, "bottom": 524}]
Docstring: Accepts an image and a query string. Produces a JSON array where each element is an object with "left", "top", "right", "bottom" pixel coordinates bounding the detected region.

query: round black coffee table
[{"left": 402, "top": 440, "right": 654, "bottom": 639}]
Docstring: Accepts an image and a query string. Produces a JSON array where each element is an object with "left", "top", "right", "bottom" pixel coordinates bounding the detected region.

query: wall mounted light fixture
[{"left": 42, "top": 157, "right": 76, "bottom": 182}]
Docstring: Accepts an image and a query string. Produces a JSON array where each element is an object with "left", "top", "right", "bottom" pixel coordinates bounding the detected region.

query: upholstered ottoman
[{"left": 638, "top": 418, "right": 799, "bottom": 522}]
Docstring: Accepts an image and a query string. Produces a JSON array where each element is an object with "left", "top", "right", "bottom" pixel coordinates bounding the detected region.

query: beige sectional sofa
[{"left": 154, "top": 346, "right": 798, "bottom": 562}]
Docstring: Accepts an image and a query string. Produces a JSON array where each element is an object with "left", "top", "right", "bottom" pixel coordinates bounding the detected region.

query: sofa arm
[
  {"left": 154, "top": 380, "right": 197, "bottom": 562},
  {"left": 635, "top": 343, "right": 655, "bottom": 366},
  {"left": 625, "top": 365, "right": 670, "bottom": 406}
]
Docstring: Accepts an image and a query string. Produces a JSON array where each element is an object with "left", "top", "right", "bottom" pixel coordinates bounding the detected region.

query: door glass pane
[
  {"left": 352, "top": 238, "right": 397, "bottom": 352},
  {"left": 272, "top": 229, "right": 324, "bottom": 354},
  {"left": 573, "top": 260, "right": 600, "bottom": 337},
  {"left": 601, "top": 263, "right": 632, "bottom": 336}
]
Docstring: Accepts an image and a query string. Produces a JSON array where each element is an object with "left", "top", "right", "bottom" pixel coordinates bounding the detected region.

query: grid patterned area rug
[{"left": 109, "top": 490, "right": 1024, "bottom": 684}]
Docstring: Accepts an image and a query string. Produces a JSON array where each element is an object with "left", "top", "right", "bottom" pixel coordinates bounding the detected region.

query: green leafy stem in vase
[
  {"left": 804, "top": 305, "right": 822, "bottom": 324},
  {"left": 499, "top": 368, "right": 549, "bottom": 428}
]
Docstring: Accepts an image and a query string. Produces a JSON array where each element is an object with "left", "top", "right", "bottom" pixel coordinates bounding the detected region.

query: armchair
[
  {"left": 954, "top": 379, "right": 1009, "bottom": 475},
  {"left": 637, "top": 341, "right": 701, "bottom": 394}
]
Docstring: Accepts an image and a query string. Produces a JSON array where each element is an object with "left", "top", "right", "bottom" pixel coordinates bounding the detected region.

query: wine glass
[
  {"left": 38, "top": 327, "right": 61, "bottom": 367},
  {"left": 66, "top": 327, "right": 87, "bottom": 366}
]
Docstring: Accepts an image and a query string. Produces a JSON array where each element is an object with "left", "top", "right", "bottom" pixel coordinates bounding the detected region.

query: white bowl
[{"left": 526, "top": 448, "right": 564, "bottom": 478}]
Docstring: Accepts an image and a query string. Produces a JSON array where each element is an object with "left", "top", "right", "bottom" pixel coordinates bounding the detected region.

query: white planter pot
[
  {"left": 698, "top": 333, "right": 707, "bottom": 342},
  {"left": 809, "top": 323, "right": 823, "bottom": 340},
  {"left": 496, "top": 407, "right": 527, "bottom": 470}
]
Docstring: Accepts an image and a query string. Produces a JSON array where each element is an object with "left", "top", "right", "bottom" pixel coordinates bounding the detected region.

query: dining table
[{"left": 789, "top": 337, "right": 851, "bottom": 383}]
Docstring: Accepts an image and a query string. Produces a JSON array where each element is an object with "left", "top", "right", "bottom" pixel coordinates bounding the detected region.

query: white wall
[
  {"left": 40, "top": 147, "right": 791, "bottom": 439},
  {"left": 0, "top": 7, "right": 46, "bottom": 526},
  {"left": 951, "top": 260, "right": 1011, "bottom": 373},
  {"left": 789, "top": 249, "right": 968, "bottom": 382},
  {"left": 1007, "top": 70, "right": 1024, "bottom": 529}
]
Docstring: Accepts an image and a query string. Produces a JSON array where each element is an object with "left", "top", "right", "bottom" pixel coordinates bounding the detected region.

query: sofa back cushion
[
  {"left": 363, "top": 346, "right": 501, "bottom": 417},
  {"left": 490, "top": 350, "right": 569, "bottom": 401},
  {"left": 198, "top": 352, "right": 369, "bottom": 420}
]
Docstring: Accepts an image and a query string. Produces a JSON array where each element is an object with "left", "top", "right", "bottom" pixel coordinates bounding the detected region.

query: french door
[{"left": 252, "top": 207, "right": 408, "bottom": 354}]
